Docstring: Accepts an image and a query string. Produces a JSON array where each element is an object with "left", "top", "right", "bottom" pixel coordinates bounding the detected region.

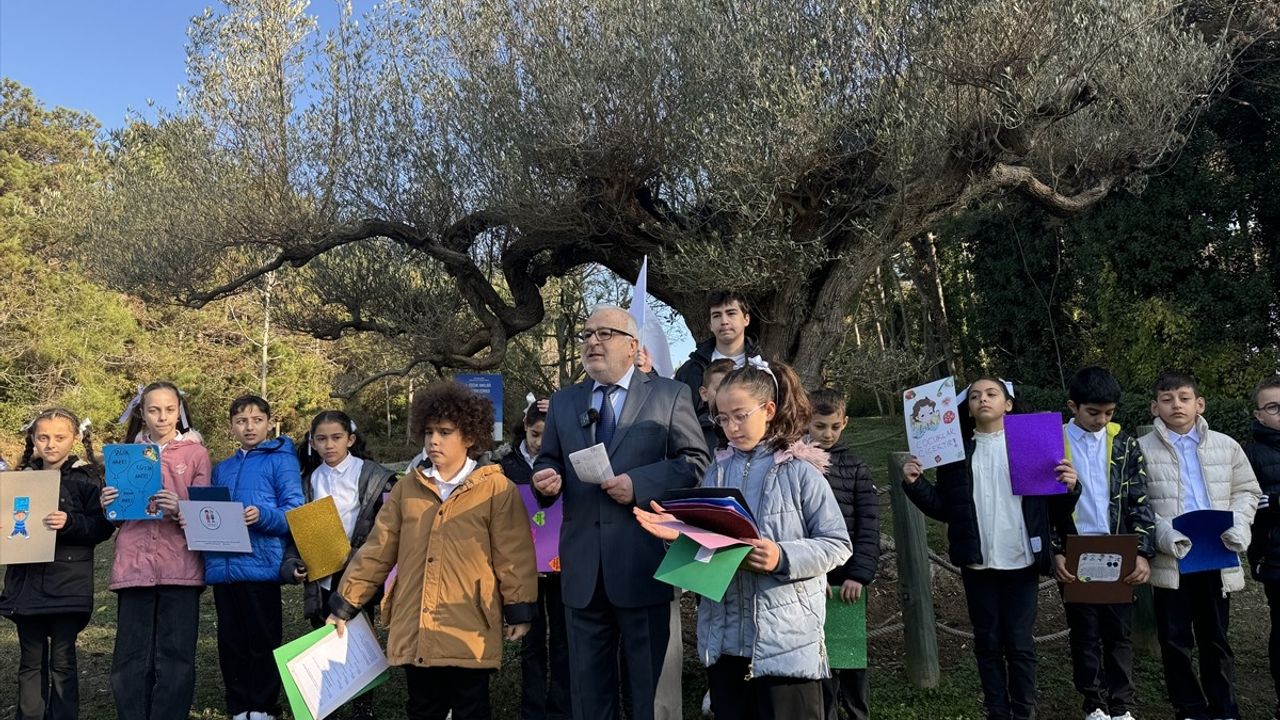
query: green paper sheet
[
  {"left": 274, "top": 623, "right": 390, "bottom": 720},
  {"left": 653, "top": 535, "right": 752, "bottom": 602},
  {"left": 824, "top": 589, "right": 867, "bottom": 669}
]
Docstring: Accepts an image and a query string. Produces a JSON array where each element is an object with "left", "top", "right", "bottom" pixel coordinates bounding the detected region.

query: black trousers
[
  {"left": 1154, "top": 572, "right": 1237, "bottom": 720},
  {"left": 404, "top": 665, "right": 493, "bottom": 720},
  {"left": 707, "top": 654, "right": 823, "bottom": 720},
  {"left": 822, "top": 669, "right": 869, "bottom": 720},
  {"left": 1266, "top": 581, "right": 1280, "bottom": 714},
  {"left": 960, "top": 567, "right": 1039, "bottom": 720},
  {"left": 522, "top": 575, "right": 572, "bottom": 720},
  {"left": 1061, "top": 594, "right": 1136, "bottom": 716},
  {"left": 213, "top": 581, "right": 284, "bottom": 716},
  {"left": 111, "top": 585, "right": 203, "bottom": 720},
  {"left": 564, "top": 573, "right": 671, "bottom": 720},
  {"left": 12, "top": 612, "right": 90, "bottom": 720}
]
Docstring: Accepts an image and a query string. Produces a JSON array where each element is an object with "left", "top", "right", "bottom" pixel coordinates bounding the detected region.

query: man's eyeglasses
[
  {"left": 712, "top": 403, "right": 766, "bottom": 428},
  {"left": 577, "top": 327, "right": 634, "bottom": 343},
  {"left": 1258, "top": 403, "right": 1280, "bottom": 417}
]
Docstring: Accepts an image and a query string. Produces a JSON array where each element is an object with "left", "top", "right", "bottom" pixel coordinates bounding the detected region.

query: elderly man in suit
[{"left": 533, "top": 305, "right": 711, "bottom": 720}]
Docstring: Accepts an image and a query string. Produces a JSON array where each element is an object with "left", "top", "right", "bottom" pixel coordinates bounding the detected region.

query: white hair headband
[{"left": 746, "top": 357, "right": 779, "bottom": 391}]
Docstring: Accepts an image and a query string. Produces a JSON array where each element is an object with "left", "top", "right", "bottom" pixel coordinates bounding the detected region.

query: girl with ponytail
[
  {"left": 1, "top": 408, "right": 115, "bottom": 720},
  {"left": 634, "top": 360, "right": 852, "bottom": 719}
]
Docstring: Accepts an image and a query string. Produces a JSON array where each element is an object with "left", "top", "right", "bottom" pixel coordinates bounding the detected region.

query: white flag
[{"left": 629, "top": 257, "right": 674, "bottom": 378}]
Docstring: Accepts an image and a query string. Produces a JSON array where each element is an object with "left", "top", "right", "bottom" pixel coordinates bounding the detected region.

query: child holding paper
[
  {"left": 205, "top": 395, "right": 305, "bottom": 720},
  {"left": 901, "top": 377, "right": 1077, "bottom": 720},
  {"left": 102, "top": 382, "right": 211, "bottom": 720},
  {"left": 499, "top": 399, "right": 572, "bottom": 720},
  {"left": 1139, "top": 372, "right": 1258, "bottom": 720},
  {"left": 327, "top": 381, "right": 537, "bottom": 720},
  {"left": 1246, "top": 374, "right": 1280, "bottom": 718},
  {"left": 634, "top": 361, "right": 852, "bottom": 720},
  {"left": 280, "top": 410, "right": 394, "bottom": 719},
  {"left": 1051, "top": 367, "right": 1154, "bottom": 720},
  {"left": 1, "top": 408, "right": 114, "bottom": 720},
  {"left": 807, "top": 387, "right": 879, "bottom": 720}
]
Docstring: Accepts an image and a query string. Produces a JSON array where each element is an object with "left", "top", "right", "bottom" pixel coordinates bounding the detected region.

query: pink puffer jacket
[{"left": 109, "top": 434, "right": 212, "bottom": 590}]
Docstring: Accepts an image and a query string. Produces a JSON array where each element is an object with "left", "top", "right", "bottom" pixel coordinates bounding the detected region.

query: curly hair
[{"left": 409, "top": 381, "right": 495, "bottom": 458}]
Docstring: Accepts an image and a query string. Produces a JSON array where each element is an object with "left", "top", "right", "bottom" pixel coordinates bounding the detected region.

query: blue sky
[{"left": 0, "top": 1, "right": 696, "bottom": 362}]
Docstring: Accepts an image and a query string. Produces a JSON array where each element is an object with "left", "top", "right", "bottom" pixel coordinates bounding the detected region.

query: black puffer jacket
[
  {"left": 500, "top": 449, "right": 534, "bottom": 485},
  {"left": 0, "top": 458, "right": 116, "bottom": 617},
  {"left": 904, "top": 439, "right": 1071, "bottom": 577},
  {"left": 823, "top": 443, "right": 880, "bottom": 587},
  {"left": 1246, "top": 421, "right": 1280, "bottom": 582}
]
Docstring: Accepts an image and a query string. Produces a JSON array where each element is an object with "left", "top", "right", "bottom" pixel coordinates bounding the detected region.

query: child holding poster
[
  {"left": 500, "top": 399, "right": 572, "bottom": 720},
  {"left": 103, "top": 382, "right": 212, "bottom": 720},
  {"left": 1051, "top": 367, "right": 1154, "bottom": 720},
  {"left": 280, "top": 410, "right": 395, "bottom": 720},
  {"left": 1, "top": 408, "right": 114, "bottom": 720},
  {"left": 634, "top": 361, "right": 851, "bottom": 720},
  {"left": 1138, "top": 372, "right": 1259, "bottom": 720},
  {"left": 206, "top": 395, "right": 305, "bottom": 720},
  {"left": 902, "top": 377, "right": 1077, "bottom": 720},
  {"left": 807, "top": 387, "right": 879, "bottom": 720},
  {"left": 327, "top": 381, "right": 537, "bottom": 720}
]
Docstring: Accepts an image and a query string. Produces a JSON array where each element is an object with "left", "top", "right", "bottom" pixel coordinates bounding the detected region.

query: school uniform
[
  {"left": 1140, "top": 417, "right": 1259, "bottom": 720},
  {"left": 819, "top": 442, "right": 879, "bottom": 720},
  {"left": 501, "top": 444, "right": 572, "bottom": 720},
  {"left": 0, "top": 459, "right": 115, "bottom": 720},
  {"left": 1055, "top": 422, "right": 1155, "bottom": 718},
  {"left": 904, "top": 431, "right": 1067, "bottom": 720}
]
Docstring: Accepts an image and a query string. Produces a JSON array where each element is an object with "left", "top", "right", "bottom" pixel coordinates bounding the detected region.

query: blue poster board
[
  {"left": 1172, "top": 509, "right": 1239, "bottom": 574},
  {"left": 103, "top": 444, "right": 164, "bottom": 520},
  {"left": 455, "top": 373, "right": 504, "bottom": 441}
]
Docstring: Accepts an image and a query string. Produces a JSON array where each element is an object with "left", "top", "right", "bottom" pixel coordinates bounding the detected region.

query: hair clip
[
  {"left": 117, "top": 385, "right": 146, "bottom": 424},
  {"left": 79, "top": 418, "right": 92, "bottom": 436}
]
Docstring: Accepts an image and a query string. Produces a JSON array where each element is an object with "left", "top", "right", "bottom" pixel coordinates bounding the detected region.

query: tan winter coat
[
  {"left": 333, "top": 462, "right": 537, "bottom": 668},
  {"left": 1140, "top": 416, "right": 1260, "bottom": 591}
]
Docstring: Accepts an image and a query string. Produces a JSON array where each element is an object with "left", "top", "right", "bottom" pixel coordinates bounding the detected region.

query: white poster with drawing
[{"left": 902, "top": 376, "right": 965, "bottom": 470}]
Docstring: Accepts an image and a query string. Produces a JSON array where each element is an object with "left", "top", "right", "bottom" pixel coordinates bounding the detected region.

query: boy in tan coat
[
  {"left": 329, "top": 381, "right": 537, "bottom": 720},
  {"left": 1139, "top": 372, "right": 1259, "bottom": 720}
]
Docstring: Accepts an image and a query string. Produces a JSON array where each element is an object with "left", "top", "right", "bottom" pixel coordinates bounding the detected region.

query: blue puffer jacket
[
  {"left": 205, "top": 436, "right": 304, "bottom": 584},
  {"left": 696, "top": 441, "right": 852, "bottom": 680}
]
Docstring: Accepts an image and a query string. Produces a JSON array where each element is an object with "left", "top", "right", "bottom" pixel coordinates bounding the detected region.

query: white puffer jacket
[{"left": 1140, "top": 416, "right": 1260, "bottom": 591}]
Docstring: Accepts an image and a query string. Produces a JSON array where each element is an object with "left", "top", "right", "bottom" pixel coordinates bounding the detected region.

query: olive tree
[{"left": 84, "top": 0, "right": 1271, "bottom": 386}]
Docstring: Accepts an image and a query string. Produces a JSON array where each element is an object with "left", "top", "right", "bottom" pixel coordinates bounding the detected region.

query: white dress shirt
[
  {"left": 1171, "top": 427, "right": 1212, "bottom": 512},
  {"left": 970, "top": 430, "right": 1034, "bottom": 570},
  {"left": 427, "top": 457, "right": 478, "bottom": 501},
  {"left": 311, "top": 453, "right": 364, "bottom": 589},
  {"left": 1066, "top": 421, "right": 1111, "bottom": 536}
]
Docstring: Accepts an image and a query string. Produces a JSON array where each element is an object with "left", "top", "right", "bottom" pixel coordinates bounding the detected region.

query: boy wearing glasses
[{"left": 1247, "top": 374, "right": 1280, "bottom": 719}]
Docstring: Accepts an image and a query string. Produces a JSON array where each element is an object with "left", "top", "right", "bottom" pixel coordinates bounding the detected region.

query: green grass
[{"left": 2, "top": 416, "right": 1276, "bottom": 718}]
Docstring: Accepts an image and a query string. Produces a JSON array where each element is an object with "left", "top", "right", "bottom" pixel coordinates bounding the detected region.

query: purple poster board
[
  {"left": 1005, "top": 412, "right": 1067, "bottom": 496},
  {"left": 517, "top": 485, "right": 562, "bottom": 573}
]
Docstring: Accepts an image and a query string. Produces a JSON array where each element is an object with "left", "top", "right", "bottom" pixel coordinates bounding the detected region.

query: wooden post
[
  {"left": 1131, "top": 424, "right": 1160, "bottom": 654},
  {"left": 888, "top": 451, "right": 941, "bottom": 688}
]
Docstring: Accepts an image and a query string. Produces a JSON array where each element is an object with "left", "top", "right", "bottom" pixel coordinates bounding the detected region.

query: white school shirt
[
  {"left": 970, "top": 430, "right": 1034, "bottom": 570},
  {"left": 711, "top": 348, "right": 748, "bottom": 366},
  {"left": 518, "top": 441, "right": 537, "bottom": 469},
  {"left": 1171, "top": 427, "right": 1212, "bottom": 512},
  {"left": 311, "top": 453, "right": 364, "bottom": 590},
  {"left": 1066, "top": 421, "right": 1111, "bottom": 536},
  {"left": 426, "top": 457, "right": 478, "bottom": 501}
]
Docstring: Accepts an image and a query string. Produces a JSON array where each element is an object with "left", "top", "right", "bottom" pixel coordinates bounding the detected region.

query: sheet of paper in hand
[
  {"left": 902, "top": 377, "right": 965, "bottom": 470},
  {"left": 275, "top": 613, "right": 390, "bottom": 720},
  {"left": 569, "top": 443, "right": 614, "bottom": 485},
  {"left": 517, "top": 485, "right": 563, "bottom": 573},
  {"left": 286, "top": 496, "right": 352, "bottom": 581},
  {"left": 178, "top": 500, "right": 252, "bottom": 553},
  {"left": 1005, "top": 412, "right": 1068, "bottom": 496},
  {"left": 0, "top": 471, "right": 60, "bottom": 565},
  {"left": 103, "top": 444, "right": 164, "bottom": 520},
  {"left": 1062, "top": 534, "right": 1138, "bottom": 604},
  {"left": 1172, "top": 509, "right": 1239, "bottom": 574},
  {"left": 825, "top": 590, "right": 868, "bottom": 669}
]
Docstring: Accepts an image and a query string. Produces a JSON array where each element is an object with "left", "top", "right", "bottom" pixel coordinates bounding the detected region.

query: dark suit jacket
[{"left": 534, "top": 371, "right": 711, "bottom": 609}]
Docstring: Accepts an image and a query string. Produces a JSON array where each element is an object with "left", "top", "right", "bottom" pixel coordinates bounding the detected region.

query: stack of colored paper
[{"left": 652, "top": 489, "right": 759, "bottom": 602}]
